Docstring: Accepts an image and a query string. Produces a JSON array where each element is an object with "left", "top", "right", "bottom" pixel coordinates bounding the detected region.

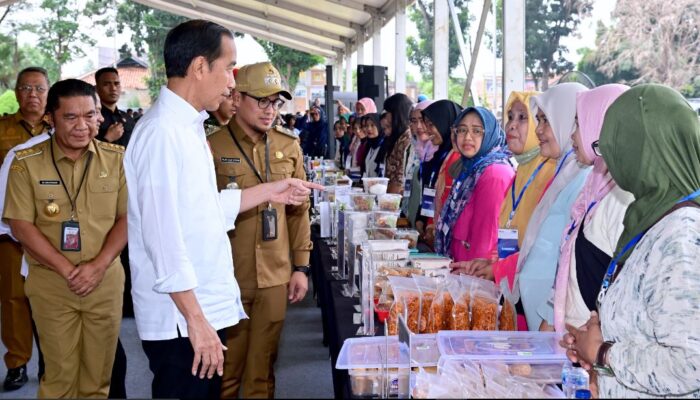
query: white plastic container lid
[
  {"left": 336, "top": 334, "right": 440, "bottom": 369},
  {"left": 436, "top": 331, "right": 567, "bottom": 362}
]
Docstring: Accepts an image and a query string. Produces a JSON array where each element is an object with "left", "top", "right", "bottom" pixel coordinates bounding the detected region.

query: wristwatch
[
  {"left": 593, "top": 341, "right": 615, "bottom": 376},
  {"left": 292, "top": 265, "right": 311, "bottom": 276}
]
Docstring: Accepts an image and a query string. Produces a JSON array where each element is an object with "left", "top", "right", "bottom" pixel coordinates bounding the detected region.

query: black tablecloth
[{"left": 310, "top": 226, "right": 360, "bottom": 399}]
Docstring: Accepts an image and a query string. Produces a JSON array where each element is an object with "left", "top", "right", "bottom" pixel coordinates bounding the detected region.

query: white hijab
[{"left": 510, "top": 82, "right": 589, "bottom": 299}]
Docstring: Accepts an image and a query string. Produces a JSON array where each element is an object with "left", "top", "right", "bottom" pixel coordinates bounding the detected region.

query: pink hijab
[
  {"left": 413, "top": 100, "right": 437, "bottom": 161},
  {"left": 552, "top": 84, "right": 629, "bottom": 332},
  {"left": 355, "top": 97, "right": 377, "bottom": 115}
]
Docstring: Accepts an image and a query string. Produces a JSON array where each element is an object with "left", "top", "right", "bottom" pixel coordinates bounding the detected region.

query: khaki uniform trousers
[
  {"left": 0, "top": 238, "right": 33, "bottom": 369},
  {"left": 25, "top": 263, "right": 124, "bottom": 399},
  {"left": 221, "top": 284, "right": 288, "bottom": 399}
]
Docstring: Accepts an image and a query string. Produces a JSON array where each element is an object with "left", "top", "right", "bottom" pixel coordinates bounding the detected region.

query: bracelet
[{"left": 593, "top": 341, "right": 615, "bottom": 376}]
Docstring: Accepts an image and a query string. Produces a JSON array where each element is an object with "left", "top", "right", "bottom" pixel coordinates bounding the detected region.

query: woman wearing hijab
[
  {"left": 435, "top": 107, "right": 514, "bottom": 261},
  {"left": 379, "top": 93, "right": 414, "bottom": 194},
  {"left": 563, "top": 84, "right": 700, "bottom": 399},
  {"left": 537, "top": 85, "right": 633, "bottom": 333},
  {"left": 355, "top": 97, "right": 377, "bottom": 117},
  {"left": 407, "top": 100, "right": 461, "bottom": 244},
  {"left": 333, "top": 118, "right": 352, "bottom": 169},
  {"left": 504, "top": 83, "right": 590, "bottom": 331},
  {"left": 361, "top": 113, "right": 384, "bottom": 178},
  {"left": 302, "top": 105, "right": 329, "bottom": 158},
  {"left": 457, "top": 92, "right": 557, "bottom": 286},
  {"left": 348, "top": 117, "right": 366, "bottom": 170}
]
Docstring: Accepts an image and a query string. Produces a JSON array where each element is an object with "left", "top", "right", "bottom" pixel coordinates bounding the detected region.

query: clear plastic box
[
  {"left": 436, "top": 331, "right": 567, "bottom": 361},
  {"left": 350, "top": 193, "right": 376, "bottom": 211},
  {"left": 371, "top": 211, "right": 400, "bottom": 228},
  {"left": 362, "top": 177, "right": 390, "bottom": 195},
  {"left": 377, "top": 193, "right": 403, "bottom": 211},
  {"left": 336, "top": 334, "right": 440, "bottom": 369}
]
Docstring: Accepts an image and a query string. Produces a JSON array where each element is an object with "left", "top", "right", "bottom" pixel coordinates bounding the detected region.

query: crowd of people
[
  {"left": 319, "top": 78, "right": 700, "bottom": 398},
  {"left": 0, "top": 15, "right": 697, "bottom": 400}
]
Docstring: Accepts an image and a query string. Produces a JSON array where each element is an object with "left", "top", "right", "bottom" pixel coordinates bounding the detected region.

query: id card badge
[
  {"left": 420, "top": 188, "right": 436, "bottom": 218},
  {"left": 262, "top": 206, "right": 278, "bottom": 241},
  {"left": 403, "top": 178, "right": 412, "bottom": 198},
  {"left": 348, "top": 166, "right": 362, "bottom": 182},
  {"left": 497, "top": 228, "right": 519, "bottom": 259},
  {"left": 61, "top": 220, "right": 81, "bottom": 251}
]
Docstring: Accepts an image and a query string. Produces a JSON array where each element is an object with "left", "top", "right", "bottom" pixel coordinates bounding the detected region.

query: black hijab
[{"left": 420, "top": 99, "right": 462, "bottom": 187}]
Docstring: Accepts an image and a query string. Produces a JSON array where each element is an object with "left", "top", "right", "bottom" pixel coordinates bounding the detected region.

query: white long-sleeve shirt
[{"left": 125, "top": 86, "right": 246, "bottom": 341}]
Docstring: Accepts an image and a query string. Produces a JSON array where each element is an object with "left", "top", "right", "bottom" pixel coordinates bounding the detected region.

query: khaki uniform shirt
[
  {"left": 209, "top": 118, "right": 312, "bottom": 290},
  {"left": 0, "top": 112, "right": 51, "bottom": 162},
  {"left": 3, "top": 138, "right": 127, "bottom": 267}
]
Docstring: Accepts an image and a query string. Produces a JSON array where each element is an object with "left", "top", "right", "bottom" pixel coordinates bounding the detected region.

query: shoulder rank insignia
[
  {"left": 10, "top": 164, "right": 24, "bottom": 173},
  {"left": 273, "top": 125, "right": 297, "bottom": 139},
  {"left": 14, "top": 148, "right": 42, "bottom": 161},
  {"left": 98, "top": 141, "right": 126, "bottom": 153}
]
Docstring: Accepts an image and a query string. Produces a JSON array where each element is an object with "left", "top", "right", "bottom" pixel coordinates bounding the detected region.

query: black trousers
[
  {"left": 142, "top": 329, "right": 226, "bottom": 399},
  {"left": 108, "top": 339, "right": 126, "bottom": 398}
]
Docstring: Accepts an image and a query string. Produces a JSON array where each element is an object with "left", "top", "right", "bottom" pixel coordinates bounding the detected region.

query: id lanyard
[
  {"left": 553, "top": 149, "right": 574, "bottom": 179},
  {"left": 597, "top": 188, "right": 700, "bottom": 308},
  {"left": 50, "top": 138, "right": 93, "bottom": 221},
  {"left": 228, "top": 126, "right": 270, "bottom": 184},
  {"left": 506, "top": 159, "right": 549, "bottom": 228},
  {"left": 564, "top": 200, "right": 598, "bottom": 241}
]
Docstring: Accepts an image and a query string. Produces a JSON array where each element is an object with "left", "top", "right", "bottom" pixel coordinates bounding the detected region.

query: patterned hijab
[
  {"left": 600, "top": 84, "right": 700, "bottom": 266},
  {"left": 435, "top": 106, "right": 511, "bottom": 256},
  {"left": 552, "top": 84, "right": 629, "bottom": 332}
]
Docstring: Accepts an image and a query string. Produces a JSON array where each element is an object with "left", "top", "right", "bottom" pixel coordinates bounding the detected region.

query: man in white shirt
[{"left": 124, "top": 20, "right": 321, "bottom": 399}]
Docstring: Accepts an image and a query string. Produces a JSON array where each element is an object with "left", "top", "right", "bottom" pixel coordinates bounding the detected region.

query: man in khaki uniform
[
  {"left": 0, "top": 66, "right": 51, "bottom": 391},
  {"left": 209, "top": 62, "right": 312, "bottom": 398},
  {"left": 3, "top": 79, "right": 127, "bottom": 398}
]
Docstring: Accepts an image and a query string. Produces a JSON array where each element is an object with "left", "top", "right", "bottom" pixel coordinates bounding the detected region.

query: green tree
[
  {"left": 24, "top": 0, "right": 97, "bottom": 78},
  {"left": 407, "top": 0, "right": 471, "bottom": 77},
  {"left": 255, "top": 40, "right": 323, "bottom": 91},
  {"left": 114, "top": 2, "right": 188, "bottom": 101},
  {"left": 0, "top": 90, "right": 18, "bottom": 115},
  {"left": 489, "top": 0, "right": 592, "bottom": 90}
]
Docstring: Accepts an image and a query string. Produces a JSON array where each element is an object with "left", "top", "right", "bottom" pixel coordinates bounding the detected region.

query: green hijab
[{"left": 600, "top": 84, "right": 700, "bottom": 264}]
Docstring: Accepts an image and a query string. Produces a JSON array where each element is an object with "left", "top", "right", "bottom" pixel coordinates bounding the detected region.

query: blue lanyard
[
  {"left": 507, "top": 159, "right": 549, "bottom": 226},
  {"left": 598, "top": 188, "right": 700, "bottom": 305},
  {"left": 553, "top": 149, "right": 574, "bottom": 180},
  {"left": 564, "top": 200, "right": 598, "bottom": 241}
]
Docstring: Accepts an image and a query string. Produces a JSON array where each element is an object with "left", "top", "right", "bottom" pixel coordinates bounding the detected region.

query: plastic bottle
[
  {"left": 575, "top": 389, "right": 592, "bottom": 399},
  {"left": 568, "top": 367, "right": 590, "bottom": 398},
  {"left": 561, "top": 361, "right": 574, "bottom": 398}
]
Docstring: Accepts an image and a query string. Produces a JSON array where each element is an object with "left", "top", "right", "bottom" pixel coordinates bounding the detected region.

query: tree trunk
[{"left": 541, "top": 63, "right": 550, "bottom": 90}]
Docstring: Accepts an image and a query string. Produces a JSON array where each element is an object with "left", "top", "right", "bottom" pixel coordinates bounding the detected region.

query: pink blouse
[{"left": 449, "top": 164, "right": 514, "bottom": 262}]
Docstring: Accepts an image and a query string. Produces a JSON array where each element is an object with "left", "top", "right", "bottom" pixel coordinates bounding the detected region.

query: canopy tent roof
[{"left": 0, "top": 0, "right": 406, "bottom": 60}]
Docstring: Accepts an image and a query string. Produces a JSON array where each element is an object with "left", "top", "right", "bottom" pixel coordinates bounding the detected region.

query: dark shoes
[{"left": 3, "top": 364, "right": 28, "bottom": 391}]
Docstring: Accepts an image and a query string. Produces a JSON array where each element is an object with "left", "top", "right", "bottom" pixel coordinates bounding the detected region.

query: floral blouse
[
  {"left": 385, "top": 130, "right": 413, "bottom": 189},
  {"left": 598, "top": 207, "right": 700, "bottom": 398}
]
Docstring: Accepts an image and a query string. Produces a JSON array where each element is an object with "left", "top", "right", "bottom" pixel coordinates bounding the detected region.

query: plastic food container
[
  {"left": 363, "top": 177, "right": 390, "bottom": 195},
  {"left": 378, "top": 193, "right": 402, "bottom": 211},
  {"left": 336, "top": 335, "right": 440, "bottom": 370},
  {"left": 366, "top": 228, "right": 397, "bottom": 240},
  {"left": 371, "top": 211, "right": 400, "bottom": 228},
  {"left": 436, "top": 331, "right": 567, "bottom": 361},
  {"left": 394, "top": 229, "right": 419, "bottom": 249},
  {"left": 350, "top": 193, "right": 376, "bottom": 211}
]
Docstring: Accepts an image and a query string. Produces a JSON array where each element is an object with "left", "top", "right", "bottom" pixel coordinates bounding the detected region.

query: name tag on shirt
[
  {"left": 348, "top": 166, "right": 362, "bottom": 181},
  {"left": 220, "top": 157, "right": 240, "bottom": 164},
  {"left": 420, "top": 188, "right": 436, "bottom": 218},
  {"left": 39, "top": 180, "right": 60, "bottom": 185},
  {"left": 497, "top": 228, "right": 519, "bottom": 259}
]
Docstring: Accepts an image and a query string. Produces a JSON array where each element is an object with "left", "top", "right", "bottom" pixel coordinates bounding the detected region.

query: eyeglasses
[
  {"left": 451, "top": 125, "right": 485, "bottom": 139},
  {"left": 246, "top": 94, "right": 285, "bottom": 110},
  {"left": 17, "top": 85, "right": 48, "bottom": 94},
  {"left": 591, "top": 140, "right": 602, "bottom": 157}
]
